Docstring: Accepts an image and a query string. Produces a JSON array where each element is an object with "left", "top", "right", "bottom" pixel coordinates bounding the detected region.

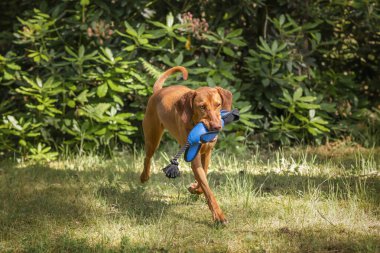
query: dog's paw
[
  {"left": 187, "top": 182, "right": 203, "bottom": 195},
  {"left": 213, "top": 212, "right": 228, "bottom": 227},
  {"left": 214, "top": 218, "right": 228, "bottom": 228}
]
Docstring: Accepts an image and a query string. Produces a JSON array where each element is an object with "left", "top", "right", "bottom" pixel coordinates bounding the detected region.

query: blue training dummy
[{"left": 162, "top": 109, "right": 240, "bottom": 178}]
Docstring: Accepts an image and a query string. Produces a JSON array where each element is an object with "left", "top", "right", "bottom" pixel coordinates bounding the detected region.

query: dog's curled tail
[{"left": 153, "top": 66, "right": 188, "bottom": 93}]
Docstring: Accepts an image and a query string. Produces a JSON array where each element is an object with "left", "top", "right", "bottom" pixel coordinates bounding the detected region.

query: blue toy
[{"left": 162, "top": 109, "right": 240, "bottom": 178}]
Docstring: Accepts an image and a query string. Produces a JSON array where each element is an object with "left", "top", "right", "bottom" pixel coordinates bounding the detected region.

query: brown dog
[{"left": 140, "top": 66, "right": 232, "bottom": 224}]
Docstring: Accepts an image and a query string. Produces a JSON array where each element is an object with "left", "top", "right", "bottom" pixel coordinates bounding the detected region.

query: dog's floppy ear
[
  {"left": 216, "top": 87, "right": 233, "bottom": 110},
  {"left": 175, "top": 91, "right": 196, "bottom": 125}
]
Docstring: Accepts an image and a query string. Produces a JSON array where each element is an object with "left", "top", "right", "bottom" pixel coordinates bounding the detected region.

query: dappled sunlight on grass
[{"left": 0, "top": 146, "right": 379, "bottom": 252}]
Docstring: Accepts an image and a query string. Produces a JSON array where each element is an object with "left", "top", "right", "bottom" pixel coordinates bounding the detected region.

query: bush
[{"left": 0, "top": 0, "right": 379, "bottom": 160}]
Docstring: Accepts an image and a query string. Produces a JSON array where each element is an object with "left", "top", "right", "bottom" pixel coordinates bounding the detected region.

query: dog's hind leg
[{"left": 140, "top": 113, "right": 164, "bottom": 183}]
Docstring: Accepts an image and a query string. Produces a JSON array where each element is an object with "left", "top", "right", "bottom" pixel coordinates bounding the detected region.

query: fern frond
[{"left": 139, "top": 58, "right": 162, "bottom": 79}]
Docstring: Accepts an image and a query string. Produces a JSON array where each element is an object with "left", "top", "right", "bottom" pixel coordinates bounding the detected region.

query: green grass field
[{"left": 0, "top": 144, "right": 379, "bottom": 252}]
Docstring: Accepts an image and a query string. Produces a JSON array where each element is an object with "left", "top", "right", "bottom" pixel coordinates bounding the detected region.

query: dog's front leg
[
  {"left": 191, "top": 155, "right": 227, "bottom": 224},
  {"left": 188, "top": 147, "right": 213, "bottom": 195}
]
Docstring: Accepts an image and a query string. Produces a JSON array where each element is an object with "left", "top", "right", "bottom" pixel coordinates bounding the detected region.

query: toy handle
[{"left": 221, "top": 109, "right": 240, "bottom": 125}]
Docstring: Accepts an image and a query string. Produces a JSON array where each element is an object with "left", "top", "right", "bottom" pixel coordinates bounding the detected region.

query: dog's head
[{"left": 176, "top": 87, "right": 232, "bottom": 131}]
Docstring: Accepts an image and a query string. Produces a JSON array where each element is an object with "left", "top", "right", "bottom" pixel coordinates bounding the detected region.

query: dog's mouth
[{"left": 199, "top": 120, "right": 220, "bottom": 132}]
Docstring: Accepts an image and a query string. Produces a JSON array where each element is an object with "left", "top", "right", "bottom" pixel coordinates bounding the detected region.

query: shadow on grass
[
  {"left": 0, "top": 162, "right": 175, "bottom": 225},
  {"left": 96, "top": 174, "right": 172, "bottom": 222},
  {"left": 272, "top": 225, "right": 380, "bottom": 253},
  {"left": 0, "top": 162, "right": 173, "bottom": 251},
  {"left": 48, "top": 233, "right": 152, "bottom": 253}
]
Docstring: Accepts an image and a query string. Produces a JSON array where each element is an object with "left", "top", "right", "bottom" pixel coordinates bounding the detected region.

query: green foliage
[
  {"left": 1, "top": 6, "right": 149, "bottom": 159},
  {"left": 0, "top": 0, "right": 379, "bottom": 160},
  {"left": 0, "top": 53, "right": 22, "bottom": 84},
  {"left": 270, "top": 88, "right": 329, "bottom": 144},
  {"left": 244, "top": 14, "right": 331, "bottom": 144}
]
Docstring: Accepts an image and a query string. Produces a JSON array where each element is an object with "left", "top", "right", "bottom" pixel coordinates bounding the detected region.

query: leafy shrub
[
  {"left": 244, "top": 15, "right": 331, "bottom": 145},
  {"left": 1, "top": 7, "right": 149, "bottom": 160},
  {"left": 0, "top": 0, "right": 379, "bottom": 160}
]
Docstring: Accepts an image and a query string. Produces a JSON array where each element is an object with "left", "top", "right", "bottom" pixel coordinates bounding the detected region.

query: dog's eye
[
  {"left": 216, "top": 103, "right": 221, "bottom": 108},
  {"left": 199, "top": 105, "right": 205, "bottom": 110}
]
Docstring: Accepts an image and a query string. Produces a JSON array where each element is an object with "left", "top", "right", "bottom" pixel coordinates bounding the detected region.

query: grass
[{"left": 0, "top": 143, "right": 379, "bottom": 252}]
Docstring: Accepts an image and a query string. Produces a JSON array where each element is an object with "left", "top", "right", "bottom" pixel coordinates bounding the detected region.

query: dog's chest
[{"left": 199, "top": 139, "right": 217, "bottom": 154}]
